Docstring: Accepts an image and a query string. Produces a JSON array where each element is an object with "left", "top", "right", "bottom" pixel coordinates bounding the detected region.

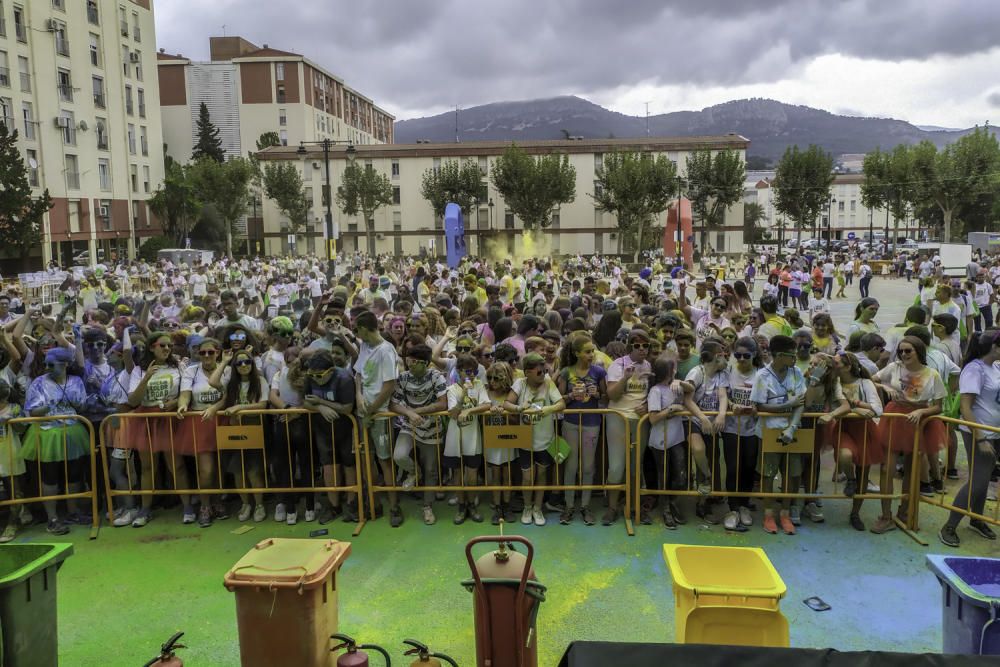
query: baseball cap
[{"left": 662, "top": 279, "right": 674, "bottom": 291}]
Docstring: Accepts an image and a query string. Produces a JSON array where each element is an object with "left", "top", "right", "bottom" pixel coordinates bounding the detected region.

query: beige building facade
[
  {"left": 257, "top": 136, "right": 749, "bottom": 258},
  {"left": 3, "top": 0, "right": 165, "bottom": 269}
]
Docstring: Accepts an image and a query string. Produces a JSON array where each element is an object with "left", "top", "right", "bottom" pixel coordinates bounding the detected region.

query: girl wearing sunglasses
[
  {"left": 683, "top": 339, "right": 730, "bottom": 523},
  {"left": 444, "top": 354, "right": 490, "bottom": 525},
  {"left": 721, "top": 337, "right": 762, "bottom": 532},
  {"left": 483, "top": 361, "right": 517, "bottom": 524},
  {"left": 871, "top": 335, "right": 946, "bottom": 533}
]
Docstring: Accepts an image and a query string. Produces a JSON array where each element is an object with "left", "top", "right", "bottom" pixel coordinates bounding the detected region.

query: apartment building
[
  {"left": 0, "top": 0, "right": 164, "bottom": 270},
  {"left": 256, "top": 136, "right": 749, "bottom": 258}
]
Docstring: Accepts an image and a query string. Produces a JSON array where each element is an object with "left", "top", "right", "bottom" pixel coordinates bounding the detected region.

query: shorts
[
  {"left": 442, "top": 454, "right": 484, "bottom": 470},
  {"left": 517, "top": 448, "right": 554, "bottom": 469},
  {"left": 759, "top": 452, "right": 805, "bottom": 479},
  {"left": 368, "top": 418, "right": 392, "bottom": 460},
  {"left": 311, "top": 416, "right": 356, "bottom": 468}
]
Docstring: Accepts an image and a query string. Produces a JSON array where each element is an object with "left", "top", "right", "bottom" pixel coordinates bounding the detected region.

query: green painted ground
[{"left": 8, "top": 489, "right": 995, "bottom": 666}]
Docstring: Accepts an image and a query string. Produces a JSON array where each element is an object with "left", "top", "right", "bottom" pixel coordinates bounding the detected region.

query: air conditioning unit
[
  {"left": 98, "top": 205, "right": 109, "bottom": 218},
  {"left": 129, "top": 53, "right": 140, "bottom": 63},
  {"left": 54, "top": 117, "right": 70, "bottom": 128},
  {"left": 312, "top": 162, "right": 321, "bottom": 170},
  {"left": 45, "top": 19, "right": 58, "bottom": 31}
]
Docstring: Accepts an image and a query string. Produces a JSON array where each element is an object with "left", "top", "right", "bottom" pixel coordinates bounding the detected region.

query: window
[
  {"left": 20, "top": 102, "right": 32, "bottom": 140},
  {"left": 838, "top": 200, "right": 845, "bottom": 212},
  {"left": 478, "top": 156, "right": 488, "bottom": 176},
  {"left": 87, "top": 0, "right": 99, "bottom": 25},
  {"left": 89, "top": 34, "right": 101, "bottom": 67},
  {"left": 130, "top": 164, "right": 138, "bottom": 192},
  {"left": 504, "top": 210, "right": 514, "bottom": 229},
  {"left": 68, "top": 202, "right": 80, "bottom": 233},
  {"left": 139, "top": 126, "right": 147, "bottom": 155},
  {"left": 127, "top": 124, "right": 135, "bottom": 154},
  {"left": 98, "top": 158, "right": 111, "bottom": 190},
  {"left": 52, "top": 0, "right": 65, "bottom": 10},
  {"left": 850, "top": 199, "right": 857, "bottom": 212},
  {"left": 57, "top": 69, "right": 72, "bottom": 102},
  {"left": 595, "top": 153, "right": 603, "bottom": 172},
  {"left": 25, "top": 149, "right": 37, "bottom": 186},
  {"left": 0, "top": 51, "right": 9, "bottom": 88},
  {"left": 65, "top": 154, "right": 79, "bottom": 190},
  {"left": 275, "top": 63, "right": 284, "bottom": 80},
  {"left": 276, "top": 85, "right": 286, "bottom": 103},
  {"left": 137, "top": 88, "right": 145, "bottom": 117},
  {"left": 95, "top": 117, "right": 108, "bottom": 149},
  {"left": 53, "top": 22, "right": 69, "bottom": 57},
  {"left": 392, "top": 186, "right": 400, "bottom": 205},
  {"left": 124, "top": 85, "right": 133, "bottom": 115},
  {"left": 0, "top": 96, "right": 11, "bottom": 129},
  {"left": 59, "top": 110, "right": 75, "bottom": 144},
  {"left": 716, "top": 231, "right": 726, "bottom": 253},
  {"left": 279, "top": 129, "right": 287, "bottom": 146},
  {"left": 12, "top": 5, "right": 24, "bottom": 42},
  {"left": 122, "top": 46, "right": 130, "bottom": 78},
  {"left": 0, "top": 3, "right": 5, "bottom": 38},
  {"left": 143, "top": 165, "right": 150, "bottom": 193},
  {"left": 18, "top": 56, "right": 29, "bottom": 92},
  {"left": 303, "top": 162, "right": 312, "bottom": 181},
  {"left": 278, "top": 108, "right": 286, "bottom": 126},
  {"left": 593, "top": 180, "right": 603, "bottom": 199},
  {"left": 135, "top": 58, "right": 142, "bottom": 81},
  {"left": 119, "top": 6, "right": 127, "bottom": 37},
  {"left": 432, "top": 157, "right": 441, "bottom": 174},
  {"left": 391, "top": 159, "right": 399, "bottom": 179},
  {"left": 393, "top": 211, "right": 402, "bottom": 255},
  {"left": 92, "top": 76, "right": 105, "bottom": 108},
  {"left": 132, "top": 12, "right": 140, "bottom": 42}
]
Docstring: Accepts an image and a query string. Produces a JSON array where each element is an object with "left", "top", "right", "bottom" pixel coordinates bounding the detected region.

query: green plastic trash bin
[{"left": 0, "top": 543, "right": 74, "bottom": 667}]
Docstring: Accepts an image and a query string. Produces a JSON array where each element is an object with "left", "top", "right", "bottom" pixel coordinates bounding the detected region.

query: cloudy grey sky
[{"left": 155, "top": 0, "right": 1000, "bottom": 128}]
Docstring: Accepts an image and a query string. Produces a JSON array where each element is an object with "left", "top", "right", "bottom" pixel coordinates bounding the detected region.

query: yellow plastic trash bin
[
  {"left": 224, "top": 538, "right": 352, "bottom": 667},
  {"left": 662, "top": 544, "right": 789, "bottom": 647}
]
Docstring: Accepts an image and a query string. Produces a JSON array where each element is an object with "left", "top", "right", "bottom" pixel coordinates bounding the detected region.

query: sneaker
[
  {"left": 931, "top": 478, "right": 944, "bottom": 493},
  {"left": 521, "top": 507, "right": 532, "bottom": 525},
  {"left": 919, "top": 482, "right": 935, "bottom": 497},
  {"left": 400, "top": 473, "right": 416, "bottom": 492},
  {"left": 286, "top": 512, "right": 297, "bottom": 526},
  {"left": 435, "top": 492, "right": 446, "bottom": 501},
  {"left": 491, "top": 504, "right": 503, "bottom": 526},
  {"left": 253, "top": 504, "right": 266, "bottom": 523},
  {"left": 544, "top": 499, "right": 566, "bottom": 513},
  {"left": 389, "top": 506, "right": 403, "bottom": 528},
  {"left": 697, "top": 483, "right": 712, "bottom": 496},
  {"left": 213, "top": 503, "right": 230, "bottom": 520},
  {"left": 447, "top": 494, "right": 459, "bottom": 506},
  {"left": 696, "top": 500, "right": 718, "bottom": 525},
  {"left": 46, "top": 518, "right": 69, "bottom": 536},
  {"left": 939, "top": 524, "right": 961, "bottom": 548},
  {"left": 342, "top": 503, "right": 360, "bottom": 523},
  {"left": 0, "top": 524, "right": 16, "bottom": 543},
  {"left": 789, "top": 505, "right": 801, "bottom": 526},
  {"left": 468, "top": 505, "right": 483, "bottom": 523},
  {"left": 66, "top": 512, "right": 93, "bottom": 526},
  {"left": 198, "top": 507, "right": 213, "bottom": 528},
  {"left": 454, "top": 503, "right": 468, "bottom": 525},
  {"left": 601, "top": 508, "right": 619, "bottom": 526},
  {"left": 870, "top": 515, "right": 896, "bottom": 534},
  {"left": 804, "top": 502, "right": 825, "bottom": 523},
  {"left": 867, "top": 480, "right": 881, "bottom": 494},
  {"left": 581, "top": 507, "right": 595, "bottom": 526},
  {"left": 319, "top": 506, "right": 341, "bottom": 525},
  {"left": 559, "top": 507, "right": 574, "bottom": 525},
  {"left": 639, "top": 509, "right": 652, "bottom": 525},
  {"left": 131, "top": 509, "right": 151, "bottom": 527},
  {"left": 970, "top": 519, "right": 998, "bottom": 541},
  {"left": 113, "top": 508, "right": 138, "bottom": 527},
  {"left": 422, "top": 504, "right": 436, "bottom": 525},
  {"left": 532, "top": 506, "right": 545, "bottom": 526},
  {"left": 274, "top": 503, "right": 287, "bottom": 522},
  {"left": 843, "top": 478, "right": 858, "bottom": 498},
  {"left": 670, "top": 501, "right": 687, "bottom": 525},
  {"left": 304, "top": 509, "right": 316, "bottom": 522},
  {"left": 662, "top": 506, "right": 677, "bottom": 530},
  {"left": 238, "top": 503, "right": 252, "bottom": 522},
  {"left": 849, "top": 513, "right": 865, "bottom": 531},
  {"left": 763, "top": 512, "right": 778, "bottom": 534},
  {"left": 17, "top": 506, "right": 32, "bottom": 526},
  {"left": 738, "top": 506, "right": 753, "bottom": 527},
  {"left": 723, "top": 511, "right": 746, "bottom": 532},
  {"left": 779, "top": 511, "right": 796, "bottom": 535},
  {"left": 182, "top": 505, "right": 196, "bottom": 524},
  {"left": 947, "top": 468, "right": 960, "bottom": 480}
]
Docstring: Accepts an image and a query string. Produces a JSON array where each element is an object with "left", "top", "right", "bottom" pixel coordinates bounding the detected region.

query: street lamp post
[
  {"left": 827, "top": 196, "right": 835, "bottom": 255},
  {"left": 297, "top": 139, "right": 355, "bottom": 279}
]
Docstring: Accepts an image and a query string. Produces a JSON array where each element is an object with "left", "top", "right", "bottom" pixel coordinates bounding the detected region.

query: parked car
[{"left": 72, "top": 249, "right": 105, "bottom": 266}]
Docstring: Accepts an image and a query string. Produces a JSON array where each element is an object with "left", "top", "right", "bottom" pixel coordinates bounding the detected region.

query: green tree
[
  {"left": 263, "top": 162, "right": 311, "bottom": 251},
  {"left": 336, "top": 162, "right": 393, "bottom": 255},
  {"left": 149, "top": 154, "right": 201, "bottom": 246},
  {"left": 188, "top": 157, "right": 253, "bottom": 257},
  {"left": 191, "top": 102, "right": 225, "bottom": 163},
  {"left": 490, "top": 144, "right": 576, "bottom": 230},
  {"left": 420, "top": 159, "right": 485, "bottom": 219},
  {"left": 136, "top": 235, "right": 172, "bottom": 262},
  {"left": 685, "top": 148, "right": 746, "bottom": 251},
  {"left": 744, "top": 202, "right": 767, "bottom": 249},
  {"left": 861, "top": 144, "right": 916, "bottom": 252},
  {"left": 591, "top": 150, "right": 679, "bottom": 260},
  {"left": 256, "top": 132, "right": 280, "bottom": 151},
  {"left": 910, "top": 128, "right": 1000, "bottom": 241},
  {"left": 772, "top": 145, "right": 834, "bottom": 246},
  {"left": 0, "top": 121, "right": 51, "bottom": 258}
]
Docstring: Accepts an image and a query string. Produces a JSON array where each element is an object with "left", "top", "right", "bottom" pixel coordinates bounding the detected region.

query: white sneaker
[
  {"left": 401, "top": 473, "right": 415, "bottom": 491},
  {"left": 182, "top": 506, "right": 196, "bottom": 524},
  {"left": 274, "top": 503, "right": 287, "bottom": 522},
  {"left": 304, "top": 510, "right": 316, "bottom": 522},
  {"left": 739, "top": 506, "right": 753, "bottom": 527},
  {"left": 521, "top": 507, "right": 532, "bottom": 525},
  {"left": 867, "top": 480, "right": 881, "bottom": 493},
  {"left": 286, "top": 512, "right": 297, "bottom": 526},
  {"left": 422, "top": 505, "right": 436, "bottom": 525},
  {"left": 113, "top": 508, "right": 138, "bottom": 527},
  {"left": 789, "top": 505, "right": 801, "bottom": 526},
  {"left": 804, "top": 501, "right": 825, "bottom": 523},
  {"left": 238, "top": 503, "right": 252, "bottom": 522},
  {"left": 253, "top": 504, "right": 266, "bottom": 522},
  {"left": 447, "top": 494, "right": 459, "bottom": 506},
  {"left": 532, "top": 506, "right": 546, "bottom": 526}
]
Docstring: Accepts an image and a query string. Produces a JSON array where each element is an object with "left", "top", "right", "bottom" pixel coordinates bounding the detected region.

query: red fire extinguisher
[
  {"left": 142, "top": 632, "right": 186, "bottom": 667},
  {"left": 462, "top": 533, "right": 547, "bottom": 667},
  {"left": 402, "top": 638, "right": 459, "bottom": 666},
  {"left": 331, "top": 633, "right": 391, "bottom": 666}
]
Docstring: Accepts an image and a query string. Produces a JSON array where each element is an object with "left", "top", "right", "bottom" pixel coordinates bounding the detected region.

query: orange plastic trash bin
[{"left": 223, "top": 538, "right": 352, "bottom": 667}]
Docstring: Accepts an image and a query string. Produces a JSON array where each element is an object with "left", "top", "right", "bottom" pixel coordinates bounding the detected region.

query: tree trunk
[
  {"left": 942, "top": 208, "right": 953, "bottom": 242},
  {"left": 226, "top": 223, "right": 233, "bottom": 259},
  {"left": 365, "top": 217, "right": 376, "bottom": 256},
  {"left": 633, "top": 220, "right": 644, "bottom": 263}
]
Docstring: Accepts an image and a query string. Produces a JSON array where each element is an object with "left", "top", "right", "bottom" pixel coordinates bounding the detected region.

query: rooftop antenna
[
  {"left": 221, "top": 24, "right": 227, "bottom": 37},
  {"left": 645, "top": 101, "right": 651, "bottom": 137},
  {"left": 455, "top": 105, "right": 460, "bottom": 143}
]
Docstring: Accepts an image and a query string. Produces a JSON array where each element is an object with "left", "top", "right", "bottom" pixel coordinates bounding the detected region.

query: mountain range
[{"left": 394, "top": 96, "right": 982, "bottom": 164}]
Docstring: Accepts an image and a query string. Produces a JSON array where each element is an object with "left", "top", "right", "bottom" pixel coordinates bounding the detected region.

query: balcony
[
  {"left": 55, "top": 37, "right": 70, "bottom": 57},
  {"left": 0, "top": 68, "right": 9, "bottom": 88},
  {"left": 66, "top": 171, "right": 80, "bottom": 190},
  {"left": 87, "top": 5, "right": 99, "bottom": 25},
  {"left": 93, "top": 93, "right": 105, "bottom": 108},
  {"left": 19, "top": 73, "right": 29, "bottom": 93},
  {"left": 58, "top": 85, "right": 73, "bottom": 102}
]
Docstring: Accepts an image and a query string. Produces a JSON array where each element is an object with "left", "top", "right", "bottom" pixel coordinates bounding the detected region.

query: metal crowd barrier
[
  {"left": 631, "top": 410, "right": 925, "bottom": 541},
  {"left": 362, "top": 409, "right": 636, "bottom": 535},
  {"left": 917, "top": 415, "right": 1000, "bottom": 531},
  {"left": 98, "top": 408, "right": 367, "bottom": 536},
  {"left": 0, "top": 414, "right": 99, "bottom": 539}
]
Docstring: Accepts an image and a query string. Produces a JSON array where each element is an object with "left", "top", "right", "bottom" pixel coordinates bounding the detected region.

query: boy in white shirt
[{"left": 807, "top": 285, "right": 829, "bottom": 320}]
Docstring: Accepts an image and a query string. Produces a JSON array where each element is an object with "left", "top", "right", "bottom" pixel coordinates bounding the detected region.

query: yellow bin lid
[
  {"left": 224, "top": 538, "right": 351, "bottom": 591},
  {"left": 663, "top": 544, "right": 786, "bottom": 599}
]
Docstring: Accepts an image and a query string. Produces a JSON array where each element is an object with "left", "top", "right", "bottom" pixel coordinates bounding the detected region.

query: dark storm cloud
[
  {"left": 988, "top": 92, "right": 1000, "bottom": 108},
  {"left": 157, "top": 0, "right": 1000, "bottom": 117}
]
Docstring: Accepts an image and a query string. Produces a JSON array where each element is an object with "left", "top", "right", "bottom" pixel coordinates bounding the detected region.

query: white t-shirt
[
  {"left": 647, "top": 383, "right": 685, "bottom": 450},
  {"left": 128, "top": 365, "right": 182, "bottom": 407},
  {"left": 511, "top": 376, "right": 562, "bottom": 452},
  {"left": 975, "top": 282, "right": 994, "bottom": 307},
  {"left": 444, "top": 380, "right": 490, "bottom": 457},
  {"left": 269, "top": 366, "right": 303, "bottom": 407},
  {"left": 959, "top": 359, "right": 1000, "bottom": 439},
  {"left": 353, "top": 340, "right": 399, "bottom": 405},
  {"left": 822, "top": 262, "right": 834, "bottom": 278},
  {"left": 190, "top": 273, "right": 208, "bottom": 297},
  {"left": 181, "top": 363, "right": 225, "bottom": 410},
  {"left": 873, "top": 362, "right": 946, "bottom": 404},
  {"left": 685, "top": 365, "right": 730, "bottom": 412},
  {"left": 724, "top": 367, "right": 758, "bottom": 436}
]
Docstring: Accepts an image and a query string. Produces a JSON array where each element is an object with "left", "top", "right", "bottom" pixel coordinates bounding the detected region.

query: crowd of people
[{"left": 0, "top": 247, "right": 997, "bottom": 550}]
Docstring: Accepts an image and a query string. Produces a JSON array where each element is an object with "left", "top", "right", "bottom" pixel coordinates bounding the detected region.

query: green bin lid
[{"left": 224, "top": 538, "right": 351, "bottom": 591}]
